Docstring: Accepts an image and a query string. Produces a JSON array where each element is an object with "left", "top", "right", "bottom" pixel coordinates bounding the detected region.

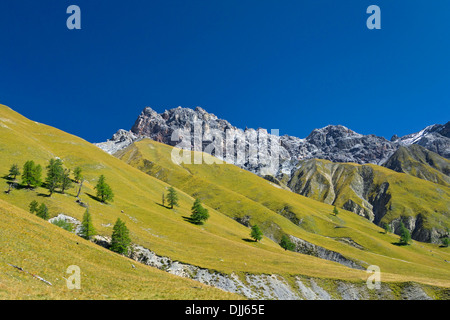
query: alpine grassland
[
  {"left": 1, "top": 104, "right": 449, "bottom": 299},
  {"left": 116, "top": 139, "right": 450, "bottom": 286}
]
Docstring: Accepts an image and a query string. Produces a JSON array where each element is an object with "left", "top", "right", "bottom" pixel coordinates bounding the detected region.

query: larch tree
[
  {"left": 79, "top": 208, "right": 96, "bottom": 240},
  {"left": 95, "top": 175, "right": 114, "bottom": 203},
  {"left": 45, "top": 158, "right": 63, "bottom": 196},
  {"left": 167, "top": 186, "right": 179, "bottom": 209},
  {"left": 190, "top": 198, "right": 209, "bottom": 225},
  {"left": 250, "top": 225, "right": 263, "bottom": 242},
  {"left": 8, "top": 164, "right": 20, "bottom": 180},
  {"left": 110, "top": 218, "right": 131, "bottom": 255}
]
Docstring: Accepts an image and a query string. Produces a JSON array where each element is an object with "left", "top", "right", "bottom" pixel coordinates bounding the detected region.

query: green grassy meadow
[{"left": 0, "top": 104, "right": 449, "bottom": 299}]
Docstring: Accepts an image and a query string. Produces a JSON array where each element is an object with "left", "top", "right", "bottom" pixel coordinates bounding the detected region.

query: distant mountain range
[
  {"left": 95, "top": 106, "right": 450, "bottom": 243},
  {"left": 95, "top": 106, "right": 449, "bottom": 177},
  {"left": 1, "top": 103, "right": 449, "bottom": 299}
]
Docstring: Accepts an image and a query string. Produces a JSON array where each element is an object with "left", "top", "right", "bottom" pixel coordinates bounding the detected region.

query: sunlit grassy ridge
[
  {"left": 116, "top": 139, "right": 450, "bottom": 286},
  {"left": 383, "top": 144, "right": 450, "bottom": 187},
  {"left": 287, "top": 158, "right": 450, "bottom": 233},
  {"left": 0, "top": 104, "right": 449, "bottom": 300},
  {"left": 0, "top": 104, "right": 374, "bottom": 280},
  {"left": 0, "top": 199, "right": 241, "bottom": 299}
]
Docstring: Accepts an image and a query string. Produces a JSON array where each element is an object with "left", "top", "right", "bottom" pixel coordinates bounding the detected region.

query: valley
[{"left": 0, "top": 103, "right": 449, "bottom": 300}]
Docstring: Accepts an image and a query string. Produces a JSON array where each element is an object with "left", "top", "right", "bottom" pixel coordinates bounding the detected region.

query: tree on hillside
[
  {"left": 8, "top": 164, "right": 20, "bottom": 180},
  {"left": 383, "top": 223, "right": 392, "bottom": 234},
  {"left": 190, "top": 198, "right": 209, "bottom": 225},
  {"left": 280, "top": 234, "right": 295, "bottom": 251},
  {"left": 73, "top": 166, "right": 83, "bottom": 183},
  {"left": 167, "top": 186, "right": 179, "bottom": 209},
  {"left": 22, "top": 161, "right": 35, "bottom": 187},
  {"left": 45, "top": 158, "right": 64, "bottom": 196},
  {"left": 441, "top": 237, "right": 449, "bottom": 248},
  {"left": 60, "top": 169, "right": 73, "bottom": 194},
  {"left": 95, "top": 175, "right": 114, "bottom": 203},
  {"left": 162, "top": 193, "right": 165, "bottom": 207},
  {"left": 250, "top": 225, "right": 263, "bottom": 242},
  {"left": 29, "top": 200, "right": 39, "bottom": 214},
  {"left": 399, "top": 221, "right": 411, "bottom": 245},
  {"left": 79, "top": 208, "right": 96, "bottom": 240},
  {"left": 333, "top": 206, "right": 339, "bottom": 216},
  {"left": 36, "top": 203, "right": 49, "bottom": 220},
  {"left": 33, "top": 164, "right": 43, "bottom": 188},
  {"left": 22, "top": 161, "right": 42, "bottom": 188},
  {"left": 110, "top": 218, "right": 131, "bottom": 255}
]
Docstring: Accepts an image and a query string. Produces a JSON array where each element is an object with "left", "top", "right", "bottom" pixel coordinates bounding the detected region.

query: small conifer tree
[
  {"left": 250, "top": 225, "right": 263, "bottom": 242},
  {"left": 73, "top": 167, "right": 83, "bottom": 183},
  {"left": 110, "top": 218, "right": 131, "bottom": 255},
  {"left": 60, "top": 169, "right": 73, "bottom": 194},
  {"left": 399, "top": 222, "right": 411, "bottom": 245},
  {"left": 36, "top": 203, "right": 49, "bottom": 220},
  {"left": 333, "top": 206, "right": 339, "bottom": 216},
  {"left": 8, "top": 164, "right": 20, "bottom": 180},
  {"left": 190, "top": 198, "right": 209, "bottom": 224},
  {"left": 280, "top": 234, "right": 295, "bottom": 251},
  {"left": 29, "top": 200, "right": 39, "bottom": 214},
  {"left": 45, "top": 158, "right": 64, "bottom": 196},
  {"left": 167, "top": 186, "right": 179, "bottom": 209},
  {"left": 95, "top": 175, "right": 114, "bottom": 203},
  {"left": 79, "top": 208, "right": 96, "bottom": 240},
  {"left": 22, "top": 161, "right": 42, "bottom": 188}
]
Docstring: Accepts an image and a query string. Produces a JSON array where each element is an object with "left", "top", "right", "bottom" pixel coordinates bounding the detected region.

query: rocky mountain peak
[
  {"left": 306, "top": 125, "right": 361, "bottom": 143},
  {"left": 436, "top": 121, "right": 450, "bottom": 138},
  {"left": 96, "top": 105, "right": 450, "bottom": 179},
  {"left": 396, "top": 122, "right": 450, "bottom": 158}
]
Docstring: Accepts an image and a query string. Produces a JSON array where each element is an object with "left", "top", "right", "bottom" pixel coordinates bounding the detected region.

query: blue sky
[{"left": 0, "top": 0, "right": 449, "bottom": 142}]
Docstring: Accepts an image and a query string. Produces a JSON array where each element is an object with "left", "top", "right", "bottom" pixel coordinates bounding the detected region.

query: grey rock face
[
  {"left": 286, "top": 158, "right": 450, "bottom": 244},
  {"left": 401, "top": 283, "right": 433, "bottom": 300},
  {"left": 302, "top": 125, "right": 396, "bottom": 165},
  {"left": 53, "top": 213, "right": 438, "bottom": 300},
  {"left": 288, "top": 235, "right": 366, "bottom": 270},
  {"left": 94, "top": 106, "right": 449, "bottom": 244},
  {"left": 395, "top": 122, "right": 450, "bottom": 159},
  {"left": 129, "top": 244, "right": 433, "bottom": 300},
  {"left": 390, "top": 215, "right": 448, "bottom": 244},
  {"left": 96, "top": 106, "right": 449, "bottom": 179},
  {"left": 48, "top": 214, "right": 82, "bottom": 235},
  {"left": 95, "top": 129, "right": 140, "bottom": 154}
]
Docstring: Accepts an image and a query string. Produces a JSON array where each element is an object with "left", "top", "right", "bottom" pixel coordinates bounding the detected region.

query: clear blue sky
[{"left": 0, "top": 0, "right": 449, "bottom": 142}]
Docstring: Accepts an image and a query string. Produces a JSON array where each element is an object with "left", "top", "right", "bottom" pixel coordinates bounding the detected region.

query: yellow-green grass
[
  {"left": 0, "top": 104, "right": 449, "bottom": 294},
  {"left": 367, "top": 164, "right": 450, "bottom": 228},
  {"left": 116, "top": 139, "right": 450, "bottom": 287},
  {"left": 0, "top": 199, "right": 241, "bottom": 300},
  {"left": 0, "top": 105, "right": 376, "bottom": 281},
  {"left": 288, "top": 158, "right": 450, "bottom": 232}
]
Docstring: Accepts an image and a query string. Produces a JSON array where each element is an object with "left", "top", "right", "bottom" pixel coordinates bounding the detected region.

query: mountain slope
[
  {"left": 286, "top": 158, "right": 450, "bottom": 243},
  {"left": 0, "top": 104, "right": 371, "bottom": 280},
  {"left": 383, "top": 144, "right": 450, "bottom": 186},
  {"left": 394, "top": 122, "right": 450, "bottom": 158},
  {"left": 114, "top": 138, "right": 450, "bottom": 288},
  {"left": 95, "top": 106, "right": 450, "bottom": 245},
  {"left": 96, "top": 107, "right": 450, "bottom": 180},
  {"left": 0, "top": 199, "right": 239, "bottom": 299},
  {"left": 1, "top": 104, "right": 450, "bottom": 299}
]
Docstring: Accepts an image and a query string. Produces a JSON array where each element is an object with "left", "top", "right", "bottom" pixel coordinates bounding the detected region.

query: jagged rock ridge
[
  {"left": 94, "top": 106, "right": 450, "bottom": 243},
  {"left": 95, "top": 106, "right": 450, "bottom": 178}
]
